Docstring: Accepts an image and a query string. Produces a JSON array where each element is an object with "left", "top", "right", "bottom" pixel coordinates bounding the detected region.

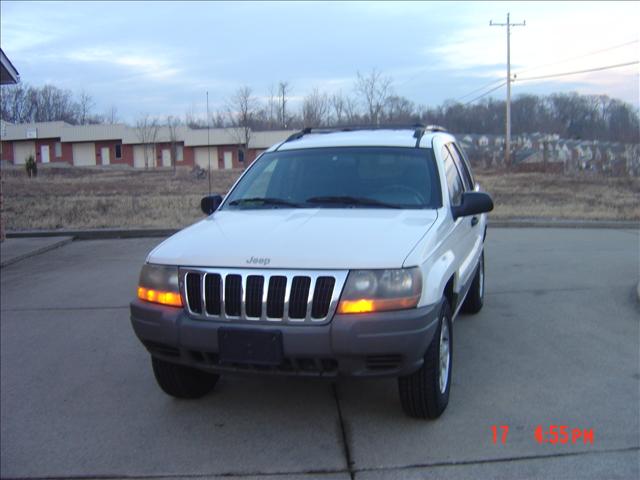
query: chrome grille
[{"left": 180, "top": 268, "right": 348, "bottom": 324}]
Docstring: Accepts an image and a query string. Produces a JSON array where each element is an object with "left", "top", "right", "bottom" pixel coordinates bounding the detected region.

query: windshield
[{"left": 223, "top": 147, "right": 442, "bottom": 210}]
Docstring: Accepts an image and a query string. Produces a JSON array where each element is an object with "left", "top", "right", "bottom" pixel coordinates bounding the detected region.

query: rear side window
[
  {"left": 443, "top": 147, "right": 464, "bottom": 206},
  {"left": 447, "top": 143, "right": 474, "bottom": 191}
]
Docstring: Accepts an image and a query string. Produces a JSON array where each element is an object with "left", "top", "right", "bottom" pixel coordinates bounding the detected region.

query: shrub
[{"left": 25, "top": 155, "right": 37, "bottom": 178}]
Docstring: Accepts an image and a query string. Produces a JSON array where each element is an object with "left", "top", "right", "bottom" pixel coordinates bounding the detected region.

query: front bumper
[{"left": 130, "top": 299, "right": 441, "bottom": 377}]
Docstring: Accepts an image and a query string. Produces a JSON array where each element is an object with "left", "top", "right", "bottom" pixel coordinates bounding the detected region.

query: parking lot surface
[{"left": 1, "top": 228, "right": 638, "bottom": 479}]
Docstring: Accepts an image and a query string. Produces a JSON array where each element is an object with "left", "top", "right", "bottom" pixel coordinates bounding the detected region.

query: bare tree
[
  {"left": 33, "top": 85, "right": 78, "bottom": 123},
  {"left": 277, "top": 81, "right": 291, "bottom": 128},
  {"left": 344, "top": 96, "right": 360, "bottom": 125},
  {"left": 166, "top": 115, "right": 182, "bottom": 172},
  {"left": 77, "top": 90, "right": 95, "bottom": 125},
  {"left": 331, "top": 92, "right": 346, "bottom": 125},
  {"left": 104, "top": 105, "right": 119, "bottom": 124},
  {"left": 185, "top": 102, "right": 206, "bottom": 129},
  {"left": 302, "top": 88, "right": 330, "bottom": 127},
  {"left": 0, "top": 84, "right": 34, "bottom": 123},
  {"left": 227, "top": 86, "right": 258, "bottom": 154},
  {"left": 355, "top": 69, "right": 393, "bottom": 125},
  {"left": 135, "top": 114, "right": 159, "bottom": 169},
  {"left": 266, "top": 84, "right": 278, "bottom": 128},
  {"left": 210, "top": 110, "right": 226, "bottom": 128},
  {"left": 383, "top": 95, "right": 416, "bottom": 124}
]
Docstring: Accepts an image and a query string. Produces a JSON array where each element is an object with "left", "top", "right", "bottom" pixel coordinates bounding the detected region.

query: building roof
[
  {"left": 1, "top": 121, "right": 71, "bottom": 141},
  {"left": 0, "top": 121, "right": 248, "bottom": 146},
  {"left": 182, "top": 127, "right": 238, "bottom": 147},
  {"left": 64, "top": 124, "right": 129, "bottom": 142},
  {"left": 248, "top": 130, "right": 297, "bottom": 149},
  {"left": 0, "top": 48, "right": 19, "bottom": 85}
]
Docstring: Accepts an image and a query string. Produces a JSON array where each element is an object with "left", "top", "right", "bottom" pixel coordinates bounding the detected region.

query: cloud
[{"left": 65, "top": 47, "right": 181, "bottom": 82}]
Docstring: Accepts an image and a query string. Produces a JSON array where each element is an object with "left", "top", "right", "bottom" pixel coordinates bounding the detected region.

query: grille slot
[
  {"left": 366, "top": 354, "right": 403, "bottom": 371},
  {"left": 289, "top": 277, "right": 311, "bottom": 318},
  {"left": 182, "top": 269, "right": 345, "bottom": 324},
  {"left": 204, "top": 273, "right": 221, "bottom": 315},
  {"left": 225, "top": 274, "right": 242, "bottom": 317},
  {"left": 266, "top": 276, "right": 286, "bottom": 318},
  {"left": 245, "top": 275, "right": 264, "bottom": 317},
  {"left": 186, "top": 272, "right": 202, "bottom": 313},
  {"left": 143, "top": 341, "right": 180, "bottom": 357},
  {"left": 312, "top": 277, "right": 335, "bottom": 318}
]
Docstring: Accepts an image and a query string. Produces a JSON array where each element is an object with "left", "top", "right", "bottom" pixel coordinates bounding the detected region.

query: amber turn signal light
[
  {"left": 337, "top": 296, "right": 419, "bottom": 314},
  {"left": 137, "top": 287, "right": 183, "bottom": 307}
]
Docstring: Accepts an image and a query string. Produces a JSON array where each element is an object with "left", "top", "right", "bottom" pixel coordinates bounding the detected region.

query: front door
[
  {"left": 224, "top": 151, "right": 233, "bottom": 169},
  {"left": 41, "top": 145, "right": 50, "bottom": 164},
  {"left": 101, "top": 147, "right": 110, "bottom": 165},
  {"left": 162, "top": 149, "right": 171, "bottom": 167}
]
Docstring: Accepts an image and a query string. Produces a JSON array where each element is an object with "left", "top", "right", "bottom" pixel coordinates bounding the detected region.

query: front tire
[
  {"left": 398, "top": 299, "right": 453, "bottom": 419},
  {"left": 461, "top": 252, "right": 484, "bottom": 314},
  {"left": 151, "top": 357, "right": 219, "bottom": 399}
]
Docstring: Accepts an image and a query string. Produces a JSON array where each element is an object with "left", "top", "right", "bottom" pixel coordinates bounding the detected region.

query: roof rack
[{"left": 278, "top": 124, "right": 448, "bottom": 149}]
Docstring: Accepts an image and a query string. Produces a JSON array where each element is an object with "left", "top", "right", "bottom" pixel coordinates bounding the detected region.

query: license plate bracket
[{"left": 218, "top": 328, "right": 283, "bottom": 366}]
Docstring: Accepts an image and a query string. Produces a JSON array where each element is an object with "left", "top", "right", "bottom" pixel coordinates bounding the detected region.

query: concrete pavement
[
  {"left": 0, "top": 236, "right": 73, "bottom": 267},
  {"left": 1, "top": 229, "right": 638, "bottom": 479}
]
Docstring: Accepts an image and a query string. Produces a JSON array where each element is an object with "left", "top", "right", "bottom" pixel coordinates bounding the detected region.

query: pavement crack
[
  {"left": 0, "top": 468, "right": 348, "bottom": 479},
  {"left": 1, "top": 306, "right": 130, "bottom": 312},
  {"left": 354, "top": 446, "right": 640, "bottom": 474},
  {"left": 486, "top": 286, "right": 603, "bottom": 296},
  {"left": 332, "top": 382, "right": 355, "bottom": 480}
]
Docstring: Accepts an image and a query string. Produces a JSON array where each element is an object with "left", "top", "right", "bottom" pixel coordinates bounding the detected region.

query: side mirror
[
  {"left": 451, "top": 192, "right": 494, "bottom": 220},
  {"left": 201, "top": 194, "right": 223, "bottom": 215}
]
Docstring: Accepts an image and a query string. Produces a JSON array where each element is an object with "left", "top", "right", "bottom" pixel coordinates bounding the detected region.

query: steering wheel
[{"left": 379, "top": 185, "right": 425, "bottom": 204}]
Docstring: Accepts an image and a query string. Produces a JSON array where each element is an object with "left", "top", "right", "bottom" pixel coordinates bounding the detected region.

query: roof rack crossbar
[{"left": 278, "top": 124, "right": 448, "bottom": 148}]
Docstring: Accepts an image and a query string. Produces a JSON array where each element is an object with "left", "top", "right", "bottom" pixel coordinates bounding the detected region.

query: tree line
[
  {"left": 0, "top": 83, "right": 118, "bottom": 125},
  {"left": 1, "top": 69, "right": 638, "bottom": 144}
]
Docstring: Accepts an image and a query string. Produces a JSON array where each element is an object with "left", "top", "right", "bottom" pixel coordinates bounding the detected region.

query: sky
[{"left": 1, "top": 1, "right": 638, "bottom": 123}]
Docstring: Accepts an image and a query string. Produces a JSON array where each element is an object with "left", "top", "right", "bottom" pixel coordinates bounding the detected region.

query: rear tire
[
  {"left": 151, "top": 357, "right": 219, "bottom": 399},
  {"left": 461, "top": 252, "right": 484, "bottom": 314},
  {"left": 398, "top": 299, "right": 452, "bottom": 419}
]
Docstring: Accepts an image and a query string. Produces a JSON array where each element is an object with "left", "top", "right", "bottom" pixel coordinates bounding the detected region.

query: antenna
[{"left": 206, "top": 91, "right": 211, "bottom": 195}]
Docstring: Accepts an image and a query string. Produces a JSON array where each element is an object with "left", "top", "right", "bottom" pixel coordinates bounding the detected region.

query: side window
[
  {"left": 442, "top": 147, "right": 463, "bottom": 207},
  {"left": 447, "top": 143, "right": 474, "bottom": 191}
]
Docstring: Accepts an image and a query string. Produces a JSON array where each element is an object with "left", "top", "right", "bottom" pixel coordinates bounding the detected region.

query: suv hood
[{"left": 148, "top": 209, "right": 438, "bottom": 270}]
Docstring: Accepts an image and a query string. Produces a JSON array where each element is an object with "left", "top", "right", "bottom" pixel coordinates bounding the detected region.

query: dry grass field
[{"left": 1, "top": 165, "right": 638, "bottom": 231}]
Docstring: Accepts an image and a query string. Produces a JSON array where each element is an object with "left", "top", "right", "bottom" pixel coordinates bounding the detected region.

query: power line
[
  {"left": 514, "top": 39, "right": 639, "bottom": 76},
  {"left": 464, "top": 81, "right": 507, "bottom": 105},
  {"left": 515, "top": 60, "right": 639, "bottom": 82},
  {"left": 456, "top": 78, "right": 505, "bottom": 101},
  {"left": 456, "top": 39, "right": 638, "bottom": 104}
]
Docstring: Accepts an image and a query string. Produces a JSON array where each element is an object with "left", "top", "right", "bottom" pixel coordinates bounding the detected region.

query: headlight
[
  {"left": 338, "top": 268, "right": 422, "bottom": 314},
  {"left": 137, "top": 264, "right": 182, "bottom": 307}
]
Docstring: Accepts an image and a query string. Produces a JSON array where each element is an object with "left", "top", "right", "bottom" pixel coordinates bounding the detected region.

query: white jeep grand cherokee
[{"left": 130, "top": 125, "right": 493, "bottom": 419}]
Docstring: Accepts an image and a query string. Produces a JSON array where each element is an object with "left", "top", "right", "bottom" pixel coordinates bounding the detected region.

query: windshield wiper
[
  {"left": 305, "top": 195, "right": 402, "bottom": 209},
  {"left": 228, "top": 197, "right": 302, "bottom": 208}
]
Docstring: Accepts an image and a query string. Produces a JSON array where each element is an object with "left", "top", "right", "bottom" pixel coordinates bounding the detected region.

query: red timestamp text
[
  {"left": 534, "top": 425, "right": 594, "bottom": 445},
  {"left": 490, "top": 425, "right": 594, "bottom": 445}
]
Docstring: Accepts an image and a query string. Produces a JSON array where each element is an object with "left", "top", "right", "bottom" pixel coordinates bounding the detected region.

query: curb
[
  {"left": 489, "top": 219, "right": 639, "bottom": 229},
  {"left": 6, "top": 228, "right": 179, "bottom": 240},
  {"left": 0, "top": 237, "right": 74, "bottom": 268}
]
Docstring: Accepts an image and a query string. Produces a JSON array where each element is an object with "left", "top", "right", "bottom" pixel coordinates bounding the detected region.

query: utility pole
[{"left": 490, "top": 12, "right": 525, "bottom": 168}]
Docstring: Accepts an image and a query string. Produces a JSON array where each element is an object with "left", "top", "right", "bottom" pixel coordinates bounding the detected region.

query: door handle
[{"left": 471, "top": 216, "right": 479, "bottom": 227}]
